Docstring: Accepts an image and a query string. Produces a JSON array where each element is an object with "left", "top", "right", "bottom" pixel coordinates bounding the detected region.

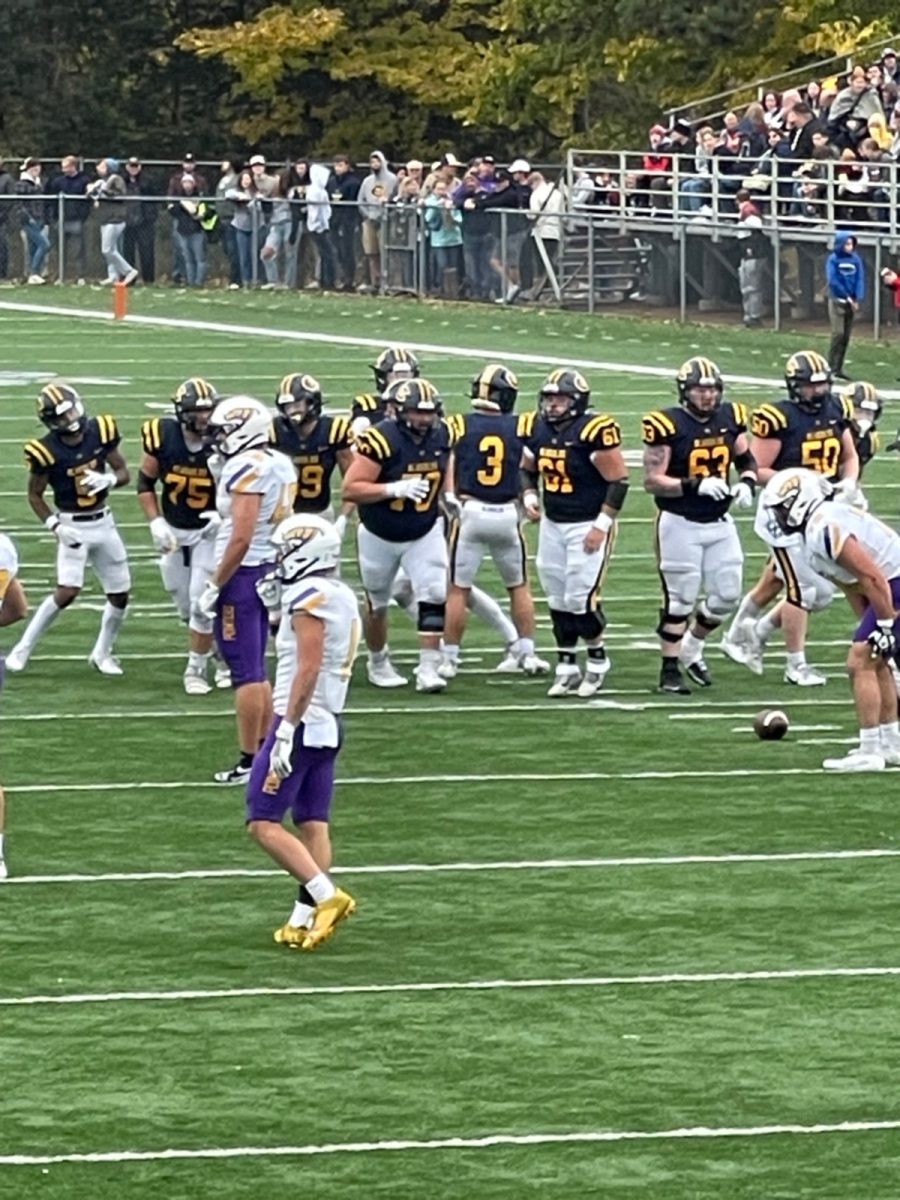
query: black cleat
[
  {"left": 685, "top": 659, "right": 713, "bottom": 688},
  {"left": 657, "top": 665, "right": 691, "bottom": 695}
]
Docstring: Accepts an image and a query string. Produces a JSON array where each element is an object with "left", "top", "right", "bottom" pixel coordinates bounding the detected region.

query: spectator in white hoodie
[{"left": 306, "top": 163, "right": 336, "bottom": 289}]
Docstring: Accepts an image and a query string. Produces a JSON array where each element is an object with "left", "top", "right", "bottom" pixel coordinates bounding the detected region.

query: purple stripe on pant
[
  {"left": 214, "top": 562, "right": 273, "bottom": 687},
  {"left": 245, "top": 718, "right": 339, "bottom": 824},
  {"left": 852, "top": 576, "right": 900, "bottom": 642}
]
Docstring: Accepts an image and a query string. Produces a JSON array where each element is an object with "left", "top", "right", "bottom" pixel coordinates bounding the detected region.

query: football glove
[
  {"left": 333, "top": 513, "right": 348, "bottom": 541},
  {"left": 730, "top": 481, "right": 755, "bottom": 509},
  {"left": 697, "top": 476, "right": 731, "bottom": 501},
  {"left": 868, "top": 619, "right": 897, "bottom": 661},
  {"left": 255, "top": 571, "right": 282, "bottom": 613},
  {"left": 80, "top": 467, "right": 115, "bottom": 497},
  {"left": 269, "top": 719, "right": 296, "bottom": 779},
  {"left": 193, "top": 580, "right": 220, "bottom": 622},
  {"left": 44, "top": 513, "right": 82, "bottom": 549},
  {"left": 199, "top": 511, "right": 222, "bottom": 541},
  {"left": 149, "top": 516, "right": 177, "bottom": 554},
  {"left": 385, "top": 476, "right": 430, "bottom": 502}
]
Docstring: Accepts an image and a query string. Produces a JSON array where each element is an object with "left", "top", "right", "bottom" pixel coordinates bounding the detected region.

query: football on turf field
[{"left": 753, "top": 709, "right": 789, "bottom": 740}]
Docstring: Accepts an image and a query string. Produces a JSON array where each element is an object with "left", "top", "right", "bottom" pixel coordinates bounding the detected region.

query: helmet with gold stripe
[
  {"left": 37, "top": 382, "right": 86, "bottom": 437},
  {"left": 271, "top": 513, "right": 340, "bottom": 583},
  {"left": 173, "top": 377, "right": 219, "bottom": 434},
  {"left": 539, "top": 368, "right": 590, "bottom": 424},
  {"left": 760, "top": 467, "right": 832, "bottom": 536},
  {"left": 276, "top": 373, "right": 323, "bottom": 424},
  {"left": 785, "top": 350, "right": 831, "bottom": 411},
  {"left": 676, "top": 356, "right": 723, "bottom": 419},
  {"left": 841, "top": 381, "right": 882, "bottom": 433},
  {"left": 384, "top": 377, "right": 441, "bottom": 435},
  {"left": 371, "top": 346, "right": 420, "bottom": 393},
  {"left": 208, "top": 395, "right": 272, "bottom": 457},
  {"left": 471, "top": 364, "right": 518, "bottom": 413}
]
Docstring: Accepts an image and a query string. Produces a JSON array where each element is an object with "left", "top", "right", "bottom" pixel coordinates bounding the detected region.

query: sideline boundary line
[{"left": 3, "top": 1118, "right": 900, "bottom": 1165}]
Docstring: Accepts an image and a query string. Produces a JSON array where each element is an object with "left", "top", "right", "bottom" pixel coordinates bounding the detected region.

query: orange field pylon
[{"left": 113, "top": 280, "right": 128, "bottom": 321}]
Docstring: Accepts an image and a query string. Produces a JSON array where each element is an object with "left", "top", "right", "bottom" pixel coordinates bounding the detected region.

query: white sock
[
  {"left": 91, "top": 601, "right": 126, "bottom": 661},
  {"left": 860, "top": 727, "right": 881, "bottom": 754},
  {"left": 188, "top": 650, "right": 210, "bottom": 672},
  {"left": 514, "top": 636, "right": 535, "bottom": 658},
  {"left": 0, "top": 832, "right": 5, "bottom": 858},
  {"left": 879, "top": 720, "right": 900, "bottom": 746},
  {"left": 468, "top": 586, "right": 517, "bottom": 645},
  {"left": 16, "top": 594, "right": 61, "bottom": 652},
  {"left": 442, "top": 644, "right": 460, "bottom": 661},
  {"left": 305, "top": 872, "right": 336, "bottom": 904},
  {"left": 289, "top": 900, "right": 314, "bottom": 928},
  {"left": 732, "top": 595, "right": 762, "bottom": 628},
  {"left": 419, "top": 646, "right": 441, "bottom": 671},
  {"left": 681, "top": 630, "right": 703, "bottom": 665},
  {"left": 756, "top": 613, "right": 779, "bottom": 646},
  {"left": 786, "top": 651, "right": 807, "bottom": 670},
  {"left": 370, "top": 646, "right": 389, "bottom": 665}
]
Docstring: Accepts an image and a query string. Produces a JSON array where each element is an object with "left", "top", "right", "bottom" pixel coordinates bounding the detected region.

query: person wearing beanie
[
  {"left": 15, "top": 157, "right": 51, "bottom": 283},
  {"left": 87, "top": 157, "right": 138, "bottom": 285}
]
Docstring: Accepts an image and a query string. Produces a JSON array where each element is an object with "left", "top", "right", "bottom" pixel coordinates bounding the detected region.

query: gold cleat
[
  {"left": 301, "top": 889, "right": 357, "bottom": 951},
  {"left": 273, "top": 922, "right": 311, "bottom": 949}
]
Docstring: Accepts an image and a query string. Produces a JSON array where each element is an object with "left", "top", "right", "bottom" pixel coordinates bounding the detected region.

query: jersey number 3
[{"left": 476, "top": 435, "right": 505, "bottom": 487}]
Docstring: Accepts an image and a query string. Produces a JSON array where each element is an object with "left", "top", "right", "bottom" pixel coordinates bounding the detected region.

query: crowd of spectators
[{"left": 1, "top": 51, "right": 899, "bottom": 303}]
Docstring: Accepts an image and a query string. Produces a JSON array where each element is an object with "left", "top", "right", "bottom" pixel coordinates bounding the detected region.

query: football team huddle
[{"left": 0, "top": 344, "right": 898, "bottom": 945}]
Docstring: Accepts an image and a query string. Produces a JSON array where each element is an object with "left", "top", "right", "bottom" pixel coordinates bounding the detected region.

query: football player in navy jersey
[
  {"left": 138, "top": 378, "right": 219, "bottom": 693},
  {"left": 349, "top": 346, "right": 419, "bottom": 439},
  {"left": 7, "top": 383, "right": 131, "bottom": 675},
  {"left": 521, "top": 368, "right": 629, "bottom": 697},
  {"left": 442, "top": 364, "right": 548, "bottom": 676},
  {"left": 342, "top": 377, "right": 454, "bottom": 692},
  {"left": 642, "top": 357, "right": 757, "bottom": 693},
  {"left": 722, "top": 350, "right": 859, "bottom": 685},
  {"left": 842, "top": 381, "right": 882, "bottom": 478},
  {"left": 271, "top": 373, "right": 355, "bottom": 535}
]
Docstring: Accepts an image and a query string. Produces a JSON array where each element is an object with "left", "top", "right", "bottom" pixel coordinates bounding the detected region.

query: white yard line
[
  {"left": 3, "top": 1119, "right": 900, "bottom": 1165},
  {"left": 3, "top": 964, "right": 899, "bottom": 1010},
  {"left": 6, "top": 847, "right": 899, "bottom": 887}
]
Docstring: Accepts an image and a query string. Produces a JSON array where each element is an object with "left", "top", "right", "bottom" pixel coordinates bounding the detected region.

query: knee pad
[
  {"left": 573, "top": 609, "right": 605, "bottom": 641},
  {"left": 706, "top": 565, "right": 742, "bottom": 617},
  {"left": 695, "top": 603, "right": 723, "bottom": 632},
  {"left": 656, "top": 607, "right": 689, "bottom": 643},
  {"left": 391, "top": 576, "right": 414, "bottom": 610},
  {"left": 661, "top": 566, "right": 701, "bottom": 614},
  {"left": 417, "top": 601, "right": 445, "bottom": 634},
  {"left": 550, "top": 607, "right": 578, "bottom": 648}
]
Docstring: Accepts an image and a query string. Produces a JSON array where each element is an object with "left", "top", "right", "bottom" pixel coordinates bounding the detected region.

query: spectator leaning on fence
[
  {"left": 357, "top": 151, "right": 397, "bottom": 291},
  {"left": 528, "top": 170, "right": 565, "bottom": 299},
  {"left": 46, "top": 155, "right": 91, "bottom": 284},
  {"left": 216, "top": 158, "right": 242, "bottom": 289},
  {"left": 423, "top": 177, "right": 463, "bottom": 295},
  {"left": 122, "top": 156, "right": 158, "bottom": 285},
  {"left": 261, "top": 169, "right": 295, "bottom": 290},
  {"left": 474, "top": 159, "right": 532, "bottom": 304},
  {"left": 0, "top": 156, "right": 13, "bottom": 280},
  {"left": 16, "top": 157, "right": 51, "bottom": 284},
  {"left": 306, "top": 163, "right": 336, "bottom": 291},
  {"left": 327, "top": 153, "right": 361, "bottom": 291},
  {"left": 168, "top": 174, "right": 208, "bottom": 287},
  {"left": 88, "top": 158, "right": 138, "bottom": 286},
  {"left": 826, "top": 230, "right": 865, "bottom": 380},
  {"left": 225, "top": 167, "right": 262, "bottom": 287}
]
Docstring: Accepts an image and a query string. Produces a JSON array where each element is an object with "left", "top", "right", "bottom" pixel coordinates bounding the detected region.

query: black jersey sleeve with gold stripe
[
  {"left": 327, "top": 415, "right": 353, "bottom": 450},
  {"left": 750, "top": 403, "right": 788, "bottom": 439},
  {"left": 95, "top": 414, "right": 121, "bottom": 449},
  {"left": 141, "top": 417, "right": 164, "bottom": 456},
  {"left": 641, "top": 409, "right": 677, "bottom": 445},
  {"left": 355, "top": 425, "right": 393, "bottom": 462},
  {"left": 351, "top": 392, "right": 381, "bottom": 420},
  {"left": 440, "top": 416, "right": 458, "bottom": 448},
  {"left": 24, "top": 437, "right": 55, "bottom": 471},
  {"left": 730, "top": 401, "right": 749, "bottom": 431},
  {"left": 838, "top": 392, "right": 855, "bottom": 425},
  {"left": 447, "top": 412, "right": 466, "bottom": 442},
  {"left": 516, "top": 410, "right": 537, "bottom": 440},
  {"left": 581, "top": 412, "right": 622, "bottom": 450}
]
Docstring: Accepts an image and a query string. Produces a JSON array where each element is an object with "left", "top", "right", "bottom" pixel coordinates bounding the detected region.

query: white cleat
[
  {"left": 823, "top": 749, "right": 885, "bottom": 772},
  {"left": 0, "top": 858, "right": 7, "bottom": 882},
  {"left": 89, "top": 653, "right": 124, "bottom": 676},
  {"left": 720, "top": 627, "right": 748, "bottom": 666},
  {"left": 547, "top": 670, "right": 582, "bottom": 698},
  {"left": 415, "top": 665, "right": 447, "bottom": 693},
  {"left": 214, "top": 662, "right": 232, "bottom": 689},
  {"left": 880, "top": 742, "right": 900, "bottom": 767},
  {"left": 784, "top": 663, "right": 826, "bottom": 687},
  {"left": 367, "top": 657, "right": 409, "bottom": 688},
  {"left": 576, "top": 656, "right": 612, "bottom": 697},
  {"left": 183, "top": 666, "right": 212, "bottom": 695},
  {"left": 436, "top": 657, "right": 458, "bottom": 680},
  {"left": 520, "top": 653, "right": 550, "bottom": 675},
  {"left": 494, "top": 651, "right": 522, "bottom": 673},
  {"left": 5, "top": 645, "right": 29, "bottom": 673},
  {"left": 742, "top": 621, "right": 765, "bottom": 676}
]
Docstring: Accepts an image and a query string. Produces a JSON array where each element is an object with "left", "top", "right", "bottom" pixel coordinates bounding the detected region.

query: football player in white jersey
[
  {"left": 760, "top": 468, "right": 900, "bottom": 771},
  {"left": 0, "top": 531, "right": 28, "bottom": 880},
  {"left": 193, "top": 397, "right": 297, "bottom": 785},
  {"left": 245, "top": 514, "right": 358, "bottom": 951}
]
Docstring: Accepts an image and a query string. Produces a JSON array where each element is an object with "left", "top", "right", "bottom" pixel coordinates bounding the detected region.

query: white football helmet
[
  {"left": 760, "top": 468, "right": 832, "bottom": 537},
  {"left": 208, "top": 396, "right": 272, "bottom": 458},
  {"left": 271, "top": 513, "right": 341, "bottom": 583}
]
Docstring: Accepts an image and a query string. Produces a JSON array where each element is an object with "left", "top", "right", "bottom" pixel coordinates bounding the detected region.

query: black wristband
[{"left": 682, "top": 476, "right": 701, "bottom": 496}]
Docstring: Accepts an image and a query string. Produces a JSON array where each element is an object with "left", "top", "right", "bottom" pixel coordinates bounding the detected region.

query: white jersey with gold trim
[
  {"left": 214, "top": 447, "right": 298, "bottom": 566},
  {"left": 272, "top": 574, "right": 361, "bottom": 747},
  {"left": 805, "top": 501, "right": 900, "bottom": 585},
  {"left": 0, "top": 532, "right": 19, "bottom": 605}
]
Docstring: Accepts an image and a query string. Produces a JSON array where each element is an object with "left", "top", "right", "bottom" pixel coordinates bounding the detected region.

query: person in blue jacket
[{"left": 826, "top": 230, "right": 865, "bottom": 380}]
